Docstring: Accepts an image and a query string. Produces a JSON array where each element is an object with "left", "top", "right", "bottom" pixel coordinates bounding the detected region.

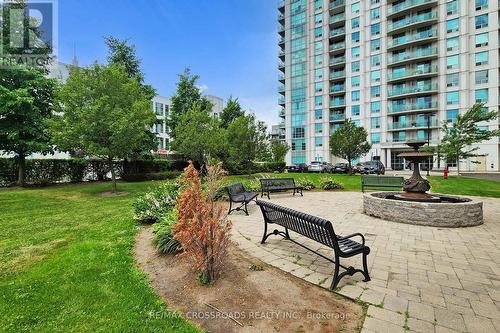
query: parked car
[
  {"left": 308, "top": 161, "right": 334, "bottom": 173},
  {"left": 287, "top": 163, "right": 308, "bottom": 173},
  {"left": 332, "top": 163, "right": 349, "bottom": 174},
  {"left": 360, "top": 161, "right": 386, "bottom": 175},
  {"left": 352, "top": 163, "right": 363, "bottom": 174}
]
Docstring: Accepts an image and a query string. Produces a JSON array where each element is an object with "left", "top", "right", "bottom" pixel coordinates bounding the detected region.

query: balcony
[
  {"left": 278, "top": 0, "right": 285, "bottom": 10},
  {"left": 278, "top": 85, "right": 285, "bottom": 94},
  {"left": 387, "top": 66, "right": 438, "bottom": 82},
  {"left": 388, "top": 47, "right": 438, "bottom": 66},
  {"left": 329, "top": 42, "right": 346, "bottom": 53},
  {"left": 278, "top": 97, "right": 285, "bottom": 105},
  {"left": 329, "top": 99, "right": 346, "bottom": 108},
  {"left": 279, "top": 108, "right": 285, "bottom": 117},
  {"left": 278, "top": 50, "right": 285, "bottom": 58},
  {"left": 278, "top": 37, "right": 285, "bottom": 45},
  {"left": 329, "top": 56, "right": 346, "bottom": 66},
  {"left": 278, "top": 73, "right": 285, "bottom": 82},
  {"left": 329, "top": 13, "right": 345, "bottom": 25},
  {"left": 329, "top": 0, "right": 345, "bottom": 12},
  {"left": 387, "top": 119, "right": 439, "bottom": 130},
  {"left": 329, "top": 70, "right": 346, "bottom": 80},
  {"left": 329, "top": 27, "right": 346, "bottom": 39},
  {"left": 388, "top": 83, "right": 438, "bottom": 98},
  {"left": 278, "top": 121, "right": 285, "bottom": 128},
  {"left": 278, "top": 14, "right": 284, "bottom": 22},
  {"left": 329, "top": 113, "right": 345, "bottom": 121},
  {"left": 387, "top": 0, "right": 438, "bottom": 17},
  {"left": 388, "top": 12, "right": 438, "bottom": 33},
  {"left": 388, "top": 101, "right": 438, "bottom": 114},
  {"left": 329, "top": 85, "right": 345, "bottom": 94},
  {"left": 278, "top": 24, "right": 285, "bottom": 35},
  {"left": 387, "top": 29, "right": 438, "bottom": 49},
  {"left": 386, "top": 137, "right": 438, "bottom": 145},
  {"left": 278, "top": 62, "right": 285, "bottom": 71}
]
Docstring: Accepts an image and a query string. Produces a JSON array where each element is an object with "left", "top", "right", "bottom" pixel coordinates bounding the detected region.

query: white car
[{"left": 308, "top": 161, "right": 333, "bottom": 173}]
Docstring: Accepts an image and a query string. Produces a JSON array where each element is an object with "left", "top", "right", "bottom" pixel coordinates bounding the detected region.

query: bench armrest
[{"left": 338, "top": 233, "right": 365, "bottom": 245}]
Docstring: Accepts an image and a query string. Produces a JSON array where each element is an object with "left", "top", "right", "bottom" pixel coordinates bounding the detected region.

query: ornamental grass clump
[
  {"left": 153, "top": 210, "right": 182, "bottom": 254},
  {"left": 173, "top": 162, "right": 232, "bottom": 285},
  {"left": 320, "top": 177, "right": 344, "bottom": 191}
]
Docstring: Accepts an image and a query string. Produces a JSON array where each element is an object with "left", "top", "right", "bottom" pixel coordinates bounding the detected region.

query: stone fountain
[{"left": 362, "top": 141, "right": 483, "bottom": 227}]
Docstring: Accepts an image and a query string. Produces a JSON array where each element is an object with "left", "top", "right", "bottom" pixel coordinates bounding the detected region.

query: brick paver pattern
[{"left": 229, "top": 192, "right": 500, "bottom": 333}]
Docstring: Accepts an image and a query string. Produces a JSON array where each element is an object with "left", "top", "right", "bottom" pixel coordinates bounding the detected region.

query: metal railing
[
  {"left": 388, "top": 29, "right": 437, "bottom": 47},
  {"left": 388, "top": 12, "right": 438, "bottom": 31},
  {"left": 388, "top": 101, "right": 438, "bottom": 113},
  {"left": 388, "top": 83, "right": 438, "bottom": 97},
  {"left": 388, "top": 48, "right": 438, "bottom": 64},
  {"left": 388, "top": 66, "right": 438, "bottom": 81},
  {"left": 388, "top": 0, "right": 437, "bottom": 16}
]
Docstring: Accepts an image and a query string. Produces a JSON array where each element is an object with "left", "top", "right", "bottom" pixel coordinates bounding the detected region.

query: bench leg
[
  {"left": 330, "top": 259, "right": 341, "bottom": 290},
  {"left": 267, "top": 191, "right": 270, "bottom": 200},
  {"left": 228, "top": 201, "right": 233, "bottom": 215},
  {"left": 300, "top": 189, "right": 303, "bottom": 197},
  {"left": 293, "top": 189, "right": 295, "bottom": 196},
  {"left": 244, "top": 201, "right": 249, "bottom": 216},
  {"left": 362, "top": 253, "right": 371, "bottom": 282}
]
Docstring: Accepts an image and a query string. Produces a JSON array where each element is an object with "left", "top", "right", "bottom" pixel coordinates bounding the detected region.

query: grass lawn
[
  {"left": 0, "top": 182, "right": 198, "bottom": 333},
  {"left": 227, "top": 173, "right": 500, "bottom": 198}
]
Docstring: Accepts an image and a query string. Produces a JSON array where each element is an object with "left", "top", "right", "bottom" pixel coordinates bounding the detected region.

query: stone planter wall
[{"left": 363, "top": 192, "right": 483, "bottom": 227}]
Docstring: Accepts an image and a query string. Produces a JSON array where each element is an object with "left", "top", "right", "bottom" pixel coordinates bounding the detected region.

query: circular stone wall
[{"left": 363, "top": 192, "right": 483, "bottom": 227}]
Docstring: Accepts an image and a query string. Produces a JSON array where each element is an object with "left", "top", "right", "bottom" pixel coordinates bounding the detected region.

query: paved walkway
[{"left": 229, "top": 192, "right": 500, "bottom": 333}]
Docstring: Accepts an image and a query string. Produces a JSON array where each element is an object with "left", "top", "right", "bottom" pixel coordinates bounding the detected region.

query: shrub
[
  {"left": 242, "top": 179, "right": 260, "bottom": 192},
  {"left": 320, "top": 177, "right": 344, "bottom": 190},
  {"left": 153, "top": 211, "right": 182, "bottom": 254},
  {"left": 173, "top": 162, "right": 231, "bottom": 285},
  {"left": 296, "top": 178, "right": 315, "bottom": 190},
  {"left": 122, "top": 171, "right": 182, "bottom": 182},
  {"left": 122, "top": 159, "right": 188, "bottom": 176},
  {"left": 132, "top": 183, "right": 178, "bottom": 224}
]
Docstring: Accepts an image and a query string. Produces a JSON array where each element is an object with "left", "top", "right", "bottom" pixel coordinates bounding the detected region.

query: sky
[{"left": 56, "top": 0, "right": 281, "bottom": 127}]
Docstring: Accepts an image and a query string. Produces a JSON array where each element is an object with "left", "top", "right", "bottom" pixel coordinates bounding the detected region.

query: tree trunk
[
  {"left": 347, "top": 158, "right": 352, "bottom": 175},
  {"left": 108, "top": 156, "right": 117, "bottom": 193},
  {"left": 17, "top": 152, "right": 26, "bottom": 187},
  {"left": 456, "top": 157, "right": 460, "bottom": 176}
]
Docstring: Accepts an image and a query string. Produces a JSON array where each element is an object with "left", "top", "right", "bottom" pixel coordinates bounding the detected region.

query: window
[
  {"left": 314, "top": 68, "right": 323, "bottom": 80},
  {"left": 446, "top": 55, "right": 459, "bottom": 69},
  {"left": 475, "top": 33, "right": 488, "bottom": 47},
  {"left": 351, "top": 2, "right": 360, "bottom": 15},
  {"left": 475, "top": 51, "right": 488, "bottom": 65},
  {"left": 371, "top": 133, "right": 381, "bottom": 144},
  {"left": 314, "top": 0, "right": 322, "bottom": 10},
  {"left": 446, "top": 37, "right": 459, "bottom": 52},
  {"left": 314, "top": 109, "right": 323, "bottom": 120},
  {"left": 352, "top": 17, "right": 360, "bottom": 29},
  {"left": 315, "top": 123, "right": 323, "bottom": 134},
  {"left": 314, "top": 27, "right": 323, "bottom": 38},
  {"left": 351, "top": 76, "right": 360, "bottom": 87},
  {"left": 475, "top": 88, "right": 488, "bottom": 102},
  {"left": 446, "top": 18, "right": 459, "bottom": 33},
  {"left": 314, "top": 82, "right": 323, "bottom": 93},
  {"left": 371, "top": 101, "right": 380, "bottom": 113},
  {"left": 351, "top": 105, "right": 360, "bottom": 116},
  {"left": 371, "top": 54, "right": 381, "bottom": 67},
  {"left": 351, "top": 31, "right": 360, "bottom": 43},
  {"left": 371, "top": 86, "right": 380, "bottom": 98},
  {"left": 352, "top": 61, "right": 360, "bottom": 72},
  {"left": 371, "top": 8, "right": 380, "bottom": 20},
  {"left": 446, "top": 73, "right": 459, "bottom": 87},
  {"left": 314, "top": 41, "right": 323, "bottom": 53},
  {"left": 314, "top": 13, "right": 323, "bottom": 25},
  {"left": 447, "top": 0, "right": 458, "bottom": 15},
  {"left": 475, "top": 0, "right": 488, "bottom": 10},
  {"left": 475, "top": 70, "right": 488, "bottom": 84},
  {"left": 314, "top": 55, "right": 323, "bottom": 66},
  {"left": 371, "top": 23, "right": 380, "bottom": 36},
  {"left": 352, "top": 46, "right": 360, "bottom": 58},
  {"left": 314, "top": 96, "right": 323, "bottom": 106},
  {"left": 352, "top": 90, "right": 360, "bottom": 102},
  {"left": 371, "top": 0, "right": 380, "bottom": 4},
  {"left": 475, "top": 14, "right": 488, "bottom": 29},
  {"left": 446, "top": 91, "right": 459, "bottom": 105},
  {"left": 371, "top": 39, "right": 381, "bottom": 51},
  {"left": 447, "top": 109, "right": 459, "bottom": 123},
  {"left": 371, "top": 70, "right": 381, "bottom": 83},
  {"left": 155, "top": 102, "right": 164, "bottom": 116},
  {"left": 371, "top": 117, "right": 381, "bottom": 129},
  {"left": 315, "top": 137, "right": 323, "bottom": 147}
]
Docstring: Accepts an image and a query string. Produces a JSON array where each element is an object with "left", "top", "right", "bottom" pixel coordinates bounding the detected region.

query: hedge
[{"left": 0, "top": 158, "right": 186, "bottom": 187}]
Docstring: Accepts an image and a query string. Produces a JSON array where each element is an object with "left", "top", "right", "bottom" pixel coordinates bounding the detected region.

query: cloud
[
  {"left": 239, "top": 95, "right": 281, "bottom": 129},
  {"left": 197, "top": 84, "right": 209, "bottom": 93}
]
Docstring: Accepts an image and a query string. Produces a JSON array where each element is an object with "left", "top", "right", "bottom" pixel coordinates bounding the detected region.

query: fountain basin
[{"left": 363, "top": 192, "right": 483, "bottom": 227}]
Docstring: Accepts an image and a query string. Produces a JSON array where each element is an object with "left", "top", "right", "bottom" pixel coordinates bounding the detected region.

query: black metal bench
[
  {"left": 225, "top": 182, "right": 258, "bottom": 216},
  {"left": 361, "top": 175, "right": 404, "bottom": 193},
  {"left": 259, "top": 178, "right": 303, "bottom": 199},
  {"left": 256, "top": 200, "right": 370, "bottom": 290}
]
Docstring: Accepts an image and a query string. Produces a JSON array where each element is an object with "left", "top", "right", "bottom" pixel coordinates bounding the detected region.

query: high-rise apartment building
[{"left": 278, "top": 0, "right": 500, "bottom": 171}]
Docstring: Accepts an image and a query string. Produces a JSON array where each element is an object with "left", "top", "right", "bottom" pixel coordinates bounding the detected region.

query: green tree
[
  {"left": 255, "top": 120, "right": 272, "bottom": 162},
  {"left": 105, "top": 36, "right": 155, "bottom": 99},
  {"left": 171, "top": 105, "right": 226, "bottom": 167},
  {"left": 168, "top": 68, "right": 212, "bottom": 138},
  {"left": 49, "top": 64, "right": 156, "bottom": 192},
  {"left": 220, "top": 97, "right": 244, "bottom": 128},
  {"left": 270, "top": 139, "right": 290, "bottom": 163},
  {"left": 329, "top": 119, "right": 371, "bottom": 173},
  {"left": 225, "top": 115, "right": 258, "bottom": 173},
  {"left": 440, "top": 103, "right": 499, "bottom": 175},
  {"left": 0, "top": 65, "right": 58, "bottom": 185}
]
